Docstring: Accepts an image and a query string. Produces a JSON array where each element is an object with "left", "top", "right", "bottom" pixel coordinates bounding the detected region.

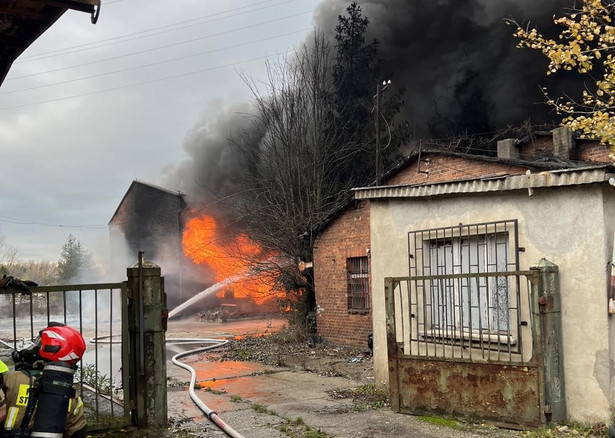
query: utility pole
[
  {"left": 375, "top": 83, "right": 382, "bottom": 185},
  {"left": 374, "top": 80, "right": 390, "bottom": 186}
]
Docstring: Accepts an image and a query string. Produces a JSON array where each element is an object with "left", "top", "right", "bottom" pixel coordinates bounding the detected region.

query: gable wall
[
  {"left": 109, "top": 183, "right": 186, "bottom": 306},
  {"left": 313, "top": 200, "right": 372, "bottom": 348}
]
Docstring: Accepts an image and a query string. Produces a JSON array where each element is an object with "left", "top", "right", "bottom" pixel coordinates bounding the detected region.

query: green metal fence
[{"left": 0, "top": 283, "right": 132, "bottom": 432}]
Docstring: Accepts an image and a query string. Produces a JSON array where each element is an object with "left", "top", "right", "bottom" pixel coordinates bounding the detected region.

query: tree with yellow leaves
[{"left": 509, "top": 0, "right": 615, "bottom": 149}]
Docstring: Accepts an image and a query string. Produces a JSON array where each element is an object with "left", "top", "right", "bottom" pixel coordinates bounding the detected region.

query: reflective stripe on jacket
[{"left": 1, "top": 370, "right": 86, "bottom": 437}]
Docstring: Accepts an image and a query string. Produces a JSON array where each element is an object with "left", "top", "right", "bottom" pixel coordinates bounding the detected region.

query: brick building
[
  {"left": 347, "top": 127, "right": 615, "bottom": 425},
  {"left": 313, "top": 199, "right": 371, "bottom": 348},
  {"left": 313, "top": 127, "right": 611, "bottom": 352},
  {"left": 109, "top": 180, "right": 188, "bottom": 307}
]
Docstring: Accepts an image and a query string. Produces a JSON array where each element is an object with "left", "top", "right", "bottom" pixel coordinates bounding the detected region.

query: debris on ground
[{"left": 210, "top": 328, "right": 375, "bottom": 383}]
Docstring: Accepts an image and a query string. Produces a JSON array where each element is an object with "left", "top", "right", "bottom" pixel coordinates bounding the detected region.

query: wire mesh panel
[{"left": 0, "top": 283, "right": 131, "bottom": 431}]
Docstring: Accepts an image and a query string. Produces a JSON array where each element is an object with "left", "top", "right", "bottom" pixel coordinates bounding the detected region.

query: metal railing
[
  {"left": 386, "top": 270, "right": 536, "bottom": 364},
  {"left": 0, "top": 283, "right": 131, "bottom": 431}
]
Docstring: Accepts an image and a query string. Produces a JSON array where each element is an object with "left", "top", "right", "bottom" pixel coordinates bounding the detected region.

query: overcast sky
[{"left": 0, "top": 0, "right": 321, "bottom": 265}]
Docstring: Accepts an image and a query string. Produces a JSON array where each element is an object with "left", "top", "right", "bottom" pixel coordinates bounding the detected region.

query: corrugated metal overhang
[{"left": 353, "top": 167, "right": 614, "bottom": 200}]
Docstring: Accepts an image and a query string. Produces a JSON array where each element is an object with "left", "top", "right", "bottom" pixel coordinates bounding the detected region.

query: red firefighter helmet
[{"left": 39, "top": 324, "right": 86, "bottom": 365}]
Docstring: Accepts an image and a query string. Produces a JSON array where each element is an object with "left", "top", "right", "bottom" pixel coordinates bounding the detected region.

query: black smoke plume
[
  {"left": 165, "top": 0, "right": 577, "bottom": 204},
  {"left": 316, "top": 0, "right": 574, "bottom": 139},
  {"left": 163, "top": 101, "right": 258, "bottom": 212}
]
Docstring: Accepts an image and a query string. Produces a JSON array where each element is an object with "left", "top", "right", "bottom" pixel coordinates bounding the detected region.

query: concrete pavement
[
  {"left": 163, "top": 317, "right": 524, "bottom": 437},
  {"left": 166, "top": 353, "right": 524, "bottom": 438}
]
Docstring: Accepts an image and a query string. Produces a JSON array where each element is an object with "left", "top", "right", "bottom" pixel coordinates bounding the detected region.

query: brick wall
[
  {"left": 578, "top": 141, "right": 611, "bottom": 163},
  {"left": 387, "top": 155, "right": 528, "bottom": 186},
  {"left": 313, "top": 200, "right": 372, "bottom": 348},
  {"left": 517, "top": 135, "right": 554, "bottom": 160},
  {"left": 517, "top": 134, "right": 610, "bottom": 163}
]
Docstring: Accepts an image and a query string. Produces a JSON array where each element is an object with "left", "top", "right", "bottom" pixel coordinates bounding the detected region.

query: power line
[
  {"left": 1, "top": 28, "right": 309, "bottom": 94},
  {"left": 0, "top": 216, "right": 107, "bottom": 230},
  {"left": 0, "top": 50, "right": 287, "bottom": 111},
  {"left": 15, "top": 0, "right": 300, "bottom": 63}
]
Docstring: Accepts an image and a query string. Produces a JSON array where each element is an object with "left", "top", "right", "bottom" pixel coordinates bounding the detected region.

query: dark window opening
[{"left": 347, "top": 256, "right": 370, "bottom": 311}]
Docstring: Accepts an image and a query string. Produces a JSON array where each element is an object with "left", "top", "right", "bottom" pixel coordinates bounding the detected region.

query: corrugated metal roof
[{"left": 353, "top": 166, "right": 614, "bottom": 200}]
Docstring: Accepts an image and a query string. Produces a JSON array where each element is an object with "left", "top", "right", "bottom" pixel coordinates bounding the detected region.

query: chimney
[
  {"left": 497, "top": 138, "right": 519, "bottom": 160},
  {"left": 552, "top": 126, "right": 578, "bottom": 160}
]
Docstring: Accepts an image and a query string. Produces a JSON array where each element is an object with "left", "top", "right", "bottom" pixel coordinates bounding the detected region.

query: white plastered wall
[{"left": 369, "top": 184, "right": 612, "bottom": 423}]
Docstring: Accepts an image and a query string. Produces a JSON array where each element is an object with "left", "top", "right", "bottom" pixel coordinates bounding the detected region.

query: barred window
[
  {"left": 428, "top": 233, "right": 510, "bottom": 332},
  {"left": 408, "top": 220, "right": 521, "bottom": 349},
  {"left": 347, "top": 256, "right": 370, "bottom": 311}
]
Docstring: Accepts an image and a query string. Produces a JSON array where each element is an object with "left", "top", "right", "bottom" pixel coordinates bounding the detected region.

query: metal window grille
[
  {"left": 347, "top": 256, "right": 370, "bottom": 311},
  {"left": 406, "top": 220, "right": 523, "bottom": 358}
]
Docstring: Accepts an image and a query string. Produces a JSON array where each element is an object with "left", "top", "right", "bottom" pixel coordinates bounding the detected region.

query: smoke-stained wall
[{"left": 109, "top": 180, "right": 188, "bottom": 307}]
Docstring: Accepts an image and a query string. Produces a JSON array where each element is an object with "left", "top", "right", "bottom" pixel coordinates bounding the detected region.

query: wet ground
[{"left": 163, "top": 316, "right": 525, "bottom": 438}]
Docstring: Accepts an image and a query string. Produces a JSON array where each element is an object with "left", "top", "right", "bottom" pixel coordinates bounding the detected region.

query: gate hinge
[
  {"left": 161, "top": 308, "right": 168, "bottom": 332},
  {"left": 538, "top": 296, "right": 548, "bottom": 314}
]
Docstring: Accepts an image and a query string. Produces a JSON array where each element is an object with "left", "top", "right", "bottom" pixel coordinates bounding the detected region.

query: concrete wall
[
  {"left": 313, "top": 200, "right": 372, "bottom": 348},
  {"left": 369, "top": 184, "right": 614, "bottom": 423},
  {"left": 603, "top": 187, "right": 615, "bottom": 423}
]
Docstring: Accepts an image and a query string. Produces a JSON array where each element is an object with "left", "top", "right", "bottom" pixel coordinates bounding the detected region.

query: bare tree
[
  {"left": 0, "top": 233, "right": 19, "bottom": 274},
  {"left": 226, "top": 32, "right": 367, "bottom": 312},
  {"left": 234, "top": 33, "right": 358, "bottom": 254},
  {"left": 218, "top": 8, "right": 408, "bottom": 318}
]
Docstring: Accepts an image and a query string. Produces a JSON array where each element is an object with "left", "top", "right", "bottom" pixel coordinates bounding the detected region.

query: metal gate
[
  {"left": 384, "top": 267, "right": 552, "bottom": 427},
  {"left": 0, "top": 282, "right": 132, "bottom": 432}
]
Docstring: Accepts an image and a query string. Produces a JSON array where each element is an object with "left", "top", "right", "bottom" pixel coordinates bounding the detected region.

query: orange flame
[{"left": 182, "top": 214, "right": 284, "bottom": 304}]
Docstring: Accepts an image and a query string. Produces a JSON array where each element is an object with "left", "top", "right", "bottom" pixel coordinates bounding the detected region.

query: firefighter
[
  {"left": 0, "top": 324, "right": 87, "bottom": 438},
  {"left": 0, "top": 359, "right": 8, "bottom": 427}
]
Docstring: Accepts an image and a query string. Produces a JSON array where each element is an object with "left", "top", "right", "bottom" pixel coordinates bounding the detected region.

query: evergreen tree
[
  {"left": 332, "top": 2, "right": 379, "bottom": 182},
  {"left": 332, "top": 2, "right": 409, "bottom": 182},
  {"left": 58, "top": 234, "right": 92, "bottom": 284}
]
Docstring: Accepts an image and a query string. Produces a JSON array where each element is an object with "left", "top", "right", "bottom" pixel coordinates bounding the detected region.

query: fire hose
[
  {"left": 170, "top": 338, "right": 246, "bottom": 438},
  {"left": 94, "top": 335, "right": 248, "bottom": 438}
]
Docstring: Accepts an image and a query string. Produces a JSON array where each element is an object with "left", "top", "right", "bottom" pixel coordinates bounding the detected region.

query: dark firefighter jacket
[{"left": 0, "top": 369, "right": 86, "bottom": 437}]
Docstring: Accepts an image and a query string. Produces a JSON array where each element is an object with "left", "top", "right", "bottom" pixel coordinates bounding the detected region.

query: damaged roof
[{"left": 0, "top": 0, "right": 100, "bottom": 86}]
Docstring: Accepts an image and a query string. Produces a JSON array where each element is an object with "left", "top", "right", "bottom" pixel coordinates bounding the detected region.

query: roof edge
[
  {"left": 108, "top": 180, "right": 186, "bottom": 225},
  {"left": 354, "top": 167, "right": 613, "bottom": 200}
]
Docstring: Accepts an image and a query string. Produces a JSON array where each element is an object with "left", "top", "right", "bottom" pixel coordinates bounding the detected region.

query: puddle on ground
[{"left": 194, "top": 360, "right": 265, "bottom": 382}]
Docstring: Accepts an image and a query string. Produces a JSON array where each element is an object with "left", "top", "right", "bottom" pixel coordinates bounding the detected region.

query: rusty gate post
[
  {"left": 385, "top": 277, "right": 401, "bottom": 412},
  {"left": 530, "top": 258, "right": 566, "bottom": 424},
  {"left": 126, "top": 256, "right": 168, "bottom": 429}
]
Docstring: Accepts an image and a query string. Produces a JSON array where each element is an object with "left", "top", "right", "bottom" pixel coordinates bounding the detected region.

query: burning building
[
  {"left": 109, "top": 180, "right": 188, "bottom": 307},
  {"left": 180, "top": 212, "right": 287, "bottom": 315},
  {"left": 109, "top": 180, "right": 285, "bottom": 315}
]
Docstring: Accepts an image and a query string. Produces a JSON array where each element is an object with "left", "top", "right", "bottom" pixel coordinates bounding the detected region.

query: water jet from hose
[{"left": 168, "top": 275, "right": 243, "bottom": 319}]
